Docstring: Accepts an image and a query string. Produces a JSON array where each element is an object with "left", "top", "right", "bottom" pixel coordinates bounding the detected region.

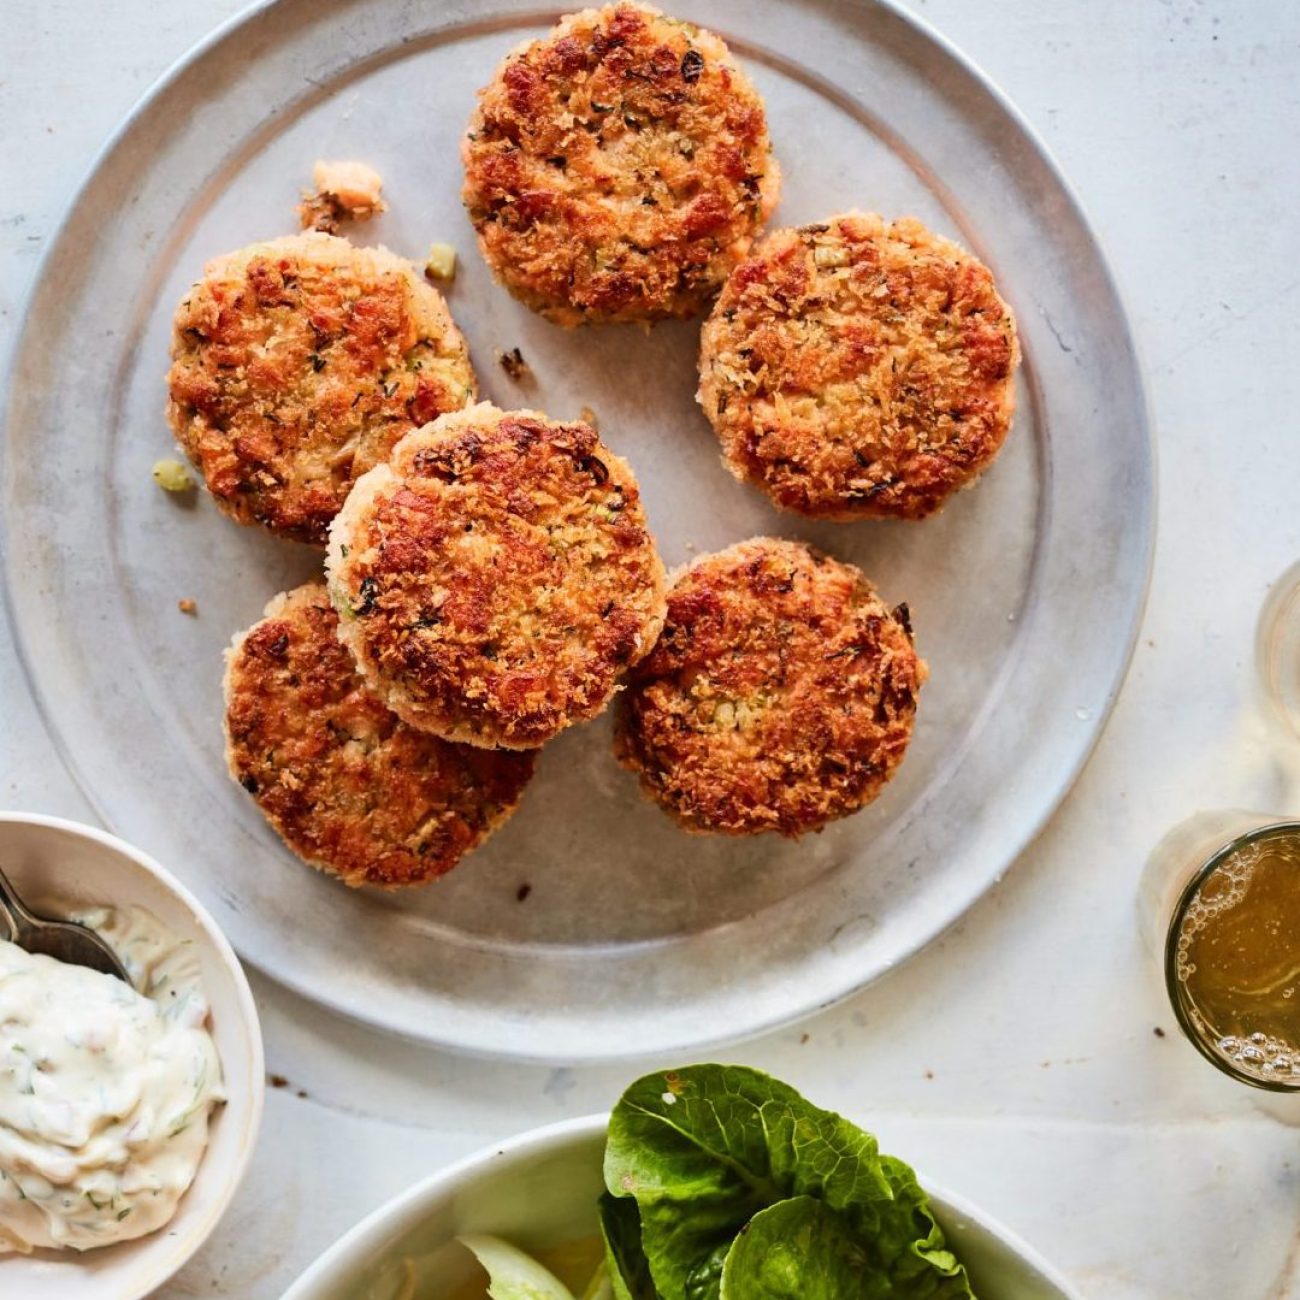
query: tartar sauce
[{"left": 0, "top": 905, "right": 225, "bottom": 1253}]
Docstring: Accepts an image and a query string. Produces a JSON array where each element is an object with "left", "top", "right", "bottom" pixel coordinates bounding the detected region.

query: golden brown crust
[
  {"left": 223, "top": 582, "right": 534, "bottom": 888},
  {"left": 614, "top": 538, "right": 925, "bottom": 836},
  {"left": 698, "top": 213, "right": 1020, "bottom": 520},
  {"left": 461, "top": 2, "right": 780, "bottom": 325},
  {"left": 167, "top": 233, "right": 476, "bottom": 544},
  {"left": 326, "top": 403, "right": 667, "bottom": 749}
]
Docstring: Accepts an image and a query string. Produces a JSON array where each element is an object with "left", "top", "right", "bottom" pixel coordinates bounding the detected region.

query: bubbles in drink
[
  {"left": 1174, "top": 829, "right": 1300, "bottom": 1086},
  {"left": 1217, "top": 1032, "right": 1300, "bottom": 1077}
]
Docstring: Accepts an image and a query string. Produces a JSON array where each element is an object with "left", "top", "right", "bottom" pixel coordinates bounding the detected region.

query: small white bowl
[
  {"left": 283, "top": 1114, "right": 1081, "bottom": 1300},
  {"left": 0, "top": 812, "right": 264, "bottom": 1299}
]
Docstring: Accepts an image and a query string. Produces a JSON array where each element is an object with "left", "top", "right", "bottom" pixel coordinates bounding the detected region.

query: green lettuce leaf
[
  {"left": 598, "top": 1191, "right": 662, "bottom": 1300},
  {"left": 720, "top": 1197, "right": 870, "bottom": 1298},
  {"left": 876, "top": 1156, "right": 972, "bottom": 1293},
  {"left": 579, "top": 1263, "right": 614, "bottom": 1300},
  {"left": 458, "top": 1233, "right": 577, "bottom": 1300},
  {"left": 603, "top": 1065, "right": 974, "bottom": 1300}
]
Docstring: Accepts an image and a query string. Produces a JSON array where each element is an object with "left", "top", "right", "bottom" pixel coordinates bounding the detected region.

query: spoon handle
[{"left": 0, "top": 860, "right": 33, "bottom": 945}]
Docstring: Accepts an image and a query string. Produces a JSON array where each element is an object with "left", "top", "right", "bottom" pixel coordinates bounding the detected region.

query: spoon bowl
[{"left": 0, "top": 858, "right": 131, "bottom": 981}]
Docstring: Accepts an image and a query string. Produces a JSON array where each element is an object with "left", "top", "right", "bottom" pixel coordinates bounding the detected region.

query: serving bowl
[
  {"left": 283, "top": 1114, "right": 1080, "bottom": 1299},
  {"left": 0, "top": 812, "right": 264, "bottom": 1300}
]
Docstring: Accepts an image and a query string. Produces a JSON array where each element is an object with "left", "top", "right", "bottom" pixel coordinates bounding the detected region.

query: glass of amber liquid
[{"left": 1140, "top": 812, "right": 1300, "bottom": 1101}]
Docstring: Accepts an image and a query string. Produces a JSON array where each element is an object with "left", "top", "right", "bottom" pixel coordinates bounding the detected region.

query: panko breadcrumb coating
[
  {"left": 615, "top": 538, "right": 925, "bottom": 836},
  {"left": 223, "top": 582, "right": 534, "bottom": 888},
  {"left": 461, "top": 2, "right": 780, "bottom": 325},
  {"left": 167, "top": 232, "right": 476, "bottom": 544},
  {"left": 326, "top": 403, "right": 667, "bottom": 749},
  {"left": 698, "top": 213, "right": 1020, "bottom": 520},
  {"left": 298, "top": 160, "right": 387, "bottom": 232}
]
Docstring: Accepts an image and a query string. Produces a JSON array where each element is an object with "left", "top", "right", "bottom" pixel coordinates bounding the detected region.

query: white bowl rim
[
  {"left": 0, "top": 810, "right": 266, "bottom": 1296},
  {"left": 283, "top": 1112, "right": 1082, "bottom": 1300}
]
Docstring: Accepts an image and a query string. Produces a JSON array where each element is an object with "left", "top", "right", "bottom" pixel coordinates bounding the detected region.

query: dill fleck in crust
[
  {"left": 326, "top": 403, "right": 668, "bottom": 749},
  {"left": 461, "top": 2, "right": 780, "bottom": 325},
  {"left": 615, "top": 538, "right": 926, "bottom": 837},
  {"left": 223, "top": 583, "right": 534, "bottom": 888},
  {"left": 167, "top": 232, "right": 476, "bottom": 544},
  {"left": 698, "top": 213, "right": 1020, "bottom": 520}
]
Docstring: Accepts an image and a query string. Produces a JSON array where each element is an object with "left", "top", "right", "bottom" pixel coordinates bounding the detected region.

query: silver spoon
[{"left": 0, "top": 861, "right": 131, "bottom": 983}]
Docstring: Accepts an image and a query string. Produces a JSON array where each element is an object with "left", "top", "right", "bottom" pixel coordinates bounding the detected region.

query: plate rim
[{"left": 0, "top": 0, "right": 1155, "bottom": 1062}]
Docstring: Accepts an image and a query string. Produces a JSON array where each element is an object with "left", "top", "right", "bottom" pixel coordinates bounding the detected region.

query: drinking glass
[{"left": 1139, "top": 812, "right": 1300, "bottom": 1118}]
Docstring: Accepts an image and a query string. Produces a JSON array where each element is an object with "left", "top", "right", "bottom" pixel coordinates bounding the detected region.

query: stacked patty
[
  {"left": 615, "top": 538, "right": 925, "bottom": 836},
  {"left": 224, "top": 583, "right": 535, "bottom": 887},
  {"left": 462, "top": 2, "right": 780, "bottom": 325},
  {"left": 168, "top": 233, "right": 475, "bottom": 543},
  {"left": 698, "top": 213, "right": 1019, "bottom": 520},
  {"left": 326, "top": 403, "right": 667, "bottom": 750}
]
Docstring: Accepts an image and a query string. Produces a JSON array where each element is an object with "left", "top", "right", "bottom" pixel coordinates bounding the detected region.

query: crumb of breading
[
  {"left": 497, "top": 347, "right": 533, "bottom": 383},
  {"left": 178, "top": 598, "right": 198, "bottom": 616},
  {"left": 297, "top": 160, "right": 386, "bottom": 232}
]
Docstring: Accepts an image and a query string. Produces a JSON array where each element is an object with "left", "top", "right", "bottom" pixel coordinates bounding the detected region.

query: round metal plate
[{"left": 1, "top": 0, "right": 1152, "bottom": 1060}]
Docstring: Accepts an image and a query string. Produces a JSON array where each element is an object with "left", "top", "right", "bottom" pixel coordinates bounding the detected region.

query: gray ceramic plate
[{"left": 1, "top": 0, "right": 1152, "bottom": 1060}]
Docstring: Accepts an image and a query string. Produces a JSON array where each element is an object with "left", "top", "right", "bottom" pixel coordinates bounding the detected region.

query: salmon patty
[
  {"left": 698, "top": 213, "right": 1019, "bottom": 519},
  {"left": 223, "top": 583, "right": 535, "bottom": 888},
  {"left": 462, "top": 3, "right": 780, "bottom": 325},
  {"left": 167, "top": 232, "right": 475, "bottom": 544},
  {"left": 326, "top": 403, "right": 667, "bottom": 749},
  {"left": 615, "top": 537, "right": 925, "bottom": 836}
]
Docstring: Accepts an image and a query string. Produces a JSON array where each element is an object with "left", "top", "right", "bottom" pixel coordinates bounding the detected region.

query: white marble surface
[{"left": 3, "top": 1, "right": 1300, "bottom": 1296}]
